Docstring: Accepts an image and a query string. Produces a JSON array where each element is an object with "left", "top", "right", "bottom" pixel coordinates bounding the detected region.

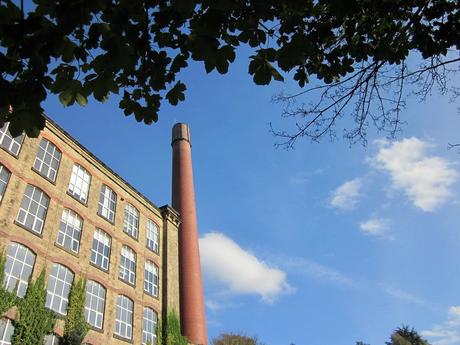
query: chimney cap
[{"left": 172, "top": 123, "right": 191, "bottom": 146}]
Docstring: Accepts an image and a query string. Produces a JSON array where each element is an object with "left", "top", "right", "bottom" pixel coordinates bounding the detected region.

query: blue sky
[{"left": 42, "top": 45, "right": 460, "bottom": 345}]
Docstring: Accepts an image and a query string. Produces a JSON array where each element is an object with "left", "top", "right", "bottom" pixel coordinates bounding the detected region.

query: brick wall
[{"left": 0, "top": 119, "right": 180, "bottom": 345}]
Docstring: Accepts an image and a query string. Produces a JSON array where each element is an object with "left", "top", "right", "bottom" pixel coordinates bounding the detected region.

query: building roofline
[{"left": 43, "top": 114, "right": 166, "bottom": 215}]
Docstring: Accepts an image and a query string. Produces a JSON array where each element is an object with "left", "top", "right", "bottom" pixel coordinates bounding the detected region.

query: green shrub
[
  {"left": 11, "top": 269, "right": 55, "bottom": 345},
  {"left": 157, "top": 309, "right": 189, "bottom": 345},
  {"left": 0, "top": 248, "right": 17, "bottom": 315},
  {"left": 60, "top": 278, "right": 89, "bottom": 345}
]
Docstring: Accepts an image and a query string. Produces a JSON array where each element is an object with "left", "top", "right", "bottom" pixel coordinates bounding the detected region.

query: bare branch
[{"left": 271, "top": 54, "right": 460, "bottom": 149}]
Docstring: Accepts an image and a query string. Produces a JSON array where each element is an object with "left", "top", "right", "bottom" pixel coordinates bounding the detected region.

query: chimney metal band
[{"left": 171, "top": 123, "right": 191, "bottom": 146}]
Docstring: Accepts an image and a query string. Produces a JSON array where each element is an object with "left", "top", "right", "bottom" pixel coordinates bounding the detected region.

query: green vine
[
  {"left": 156, "top": 316, "right": 163, "bottom": 345},
  {"left": 11, "top": 269, "right": 56, "bottom": 345},
  {"left": 159, "top": 309, "right": 188, "bottom": 345},
  {"left": 0, "top": 247, "right": 17, "bottom": 316},
  {"left": 60, "top": 278, "right": 89, "bottom": 345}
]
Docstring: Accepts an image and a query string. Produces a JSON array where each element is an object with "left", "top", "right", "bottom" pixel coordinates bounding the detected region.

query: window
[
  {"left": 144, "top": 261, "right": 159, "bottom": 297},
  {"left": 115, "top": 295, "right": 133, "bottom": 340},
  {"left": 146, "top": 220, "right": 159, "bottom": 253},
  {"left": 33, "top": 139, "right": 61, "bottom": 182},
  {"left": 68, "top": 164, "right": 91, "bottom": 204},
  {"left": 0, "top": 122, "right": 24, "bottom": 156},
  {"left": 3, "top": 242, "right": 36, "bottom": 297},
  {"left": 85, "top": 280, "right": 106, "bottom": 329},
  {"left": 44, "top": 334, "right": 59, "bottom": 345},
  {"left": 0, "top": 165, "right": 11, "bottom": 203},
  {"left": 142, "top": 308, "right": 157, "bottom": 345},
  {"left": 46, "top": 263, "right": 74, "bottom": 315},
  {"left": 119, "top": 246, "right": 136, "bottom": 285},
  {"left": 90, "top": 229, "right": 111, "bottom": 271},
  {"left": 56, "top": 209, "right": 83, "bottom": 253},
  {"left": 0, "top": 319, "right": 14, "bottom": 345},
  {"left": 16, "top": 185, "right": 50, "bottom": 234},
  {"left": 98, "top": 185, "right": 116, "bottom": 222},
  {"left": 123, "top": 204, "right": 139, "bottom": 239}
]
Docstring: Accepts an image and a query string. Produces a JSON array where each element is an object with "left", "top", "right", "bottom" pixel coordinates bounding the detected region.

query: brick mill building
[{"left": 0, "top": 118, "right": 208, "bottom": 345}]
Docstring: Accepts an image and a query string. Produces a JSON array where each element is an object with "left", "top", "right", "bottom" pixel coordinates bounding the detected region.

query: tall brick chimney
[{"left": 171, "top": 123, "right": 207, "bottom": 345}]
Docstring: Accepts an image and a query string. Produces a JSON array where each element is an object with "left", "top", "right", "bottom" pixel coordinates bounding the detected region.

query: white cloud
[
  {"left": 422, "top": 306, "right": 460, "bottom": 345},
  {"left": 205, "top": 299, "right": 241, "bottom": 312},
  {"left": 199, "top": 232, "right": 292, "bottom": 303},
  {"left": 289, "top": 168, "right": 326, "bottom": 185},
  {"left": 449, "top": 307, "right": 460, "bottom": 324},
  {"left": 280, "top": 256, "right": 356, "bottom": 288},
  {"left": 289, "top": 173, "right": 310, "bottom": 185},
  {"left": 359, "top": 218, "right": 390, "bottom": 237},
  {"left": 330, "top": 178, "right": 363, "bottom": 210},
  {"left": 382, "top": 285, "right": 434, "bottom": 309},
  {"left": 205, "top": 300, "right": 221, "bottom": 311},
  {"left": 372, "top": 138, "right": 457, "bottom": 211}
]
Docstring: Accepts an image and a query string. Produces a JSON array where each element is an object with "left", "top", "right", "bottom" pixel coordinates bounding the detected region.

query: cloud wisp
[
  {"left": 330, "top": 178, "right": 363, "bottom": 210},
  {"left": 280, "top": 256, "right": 356, "bottom": 288},
  {"left": 359, "top": 218, "right": 391, "bottom": 238},
  {"left": 382, "top": 285, "right": 436, "bottom": 310},
  {"left": 422, "top": 306, "right": 460, "bottom": 345},
  {"left": 371, "top": 138, "right": 458, "bottom": 212},
  {"left": 199, "top": 232, "right": 292, "bottom": 303}
]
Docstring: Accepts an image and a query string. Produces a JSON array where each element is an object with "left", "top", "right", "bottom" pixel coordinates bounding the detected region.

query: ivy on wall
[
  {"left": 158, "top": 309, "right": 189, "bottom": 345},
  {"left": 11, "top": 269, "right": 56, "bottom": 345},
  {"left": 1, "top": 249, "right": 185, "bottom": 345},
  {"left": 0, "top": 248, "right": 17, "bottom": 316},
  {"left": 61, "top": 278, "right": 89, "bottom": 345},
  {"left": 156, "top": 317, "right": 163, "bottom": 345}
]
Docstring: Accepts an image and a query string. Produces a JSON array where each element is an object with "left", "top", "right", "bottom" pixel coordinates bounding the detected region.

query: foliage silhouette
[{"left": 0, "top": 0, "right": 458, "bottom": 144}]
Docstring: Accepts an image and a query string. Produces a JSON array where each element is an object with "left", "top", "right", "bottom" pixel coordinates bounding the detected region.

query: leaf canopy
[{"left": 0, "top": 0, "right": 458, "bottom": 137}]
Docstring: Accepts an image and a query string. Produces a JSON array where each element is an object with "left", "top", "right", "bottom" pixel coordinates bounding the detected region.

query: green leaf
[
  {"left": 219, "top": 45, "right": 236, "bottom": 63},
  {"left": 166, "top": 82, "right": 186, "bottom": 106},
  {"left": 59, "top": 90, "right": 74, "bottom": 107},
  {"left": 170, "top": 54, "right": 188, "bottom": 73},
  {"left": 249, "top": 56, "right": 282, "bottom": 85},
  {"left": 215, "top": 56, "right": 229, "bottom": 74},
  {"left": 248, "top": 55, "right": 260, "bottom": 75},
  {"left": 171, "top": 0, "right": 195, "bottom": 16},
  {"left": 294, "top": 68, "right": 308, "bottom": 87},
  {"left": 75, "top": 93, "right": 88, "bottom": 106},
  {"left": 204, "top": 60, "right": 215, "bottom": 73},
  {"left": 253, "top": 67, "right": 271, "bottom": 85},
  {"left": 84, "top": 73, "right": 97, "bottom": 81},
  {"left": 61, "top": 39, "right": 77, "bottom": 63},
  {"left": 271, "top": 67, "right": 284, "bottom": 82},
  {"left": 259, "top": 48, "right": 277, "bottom": 61}
]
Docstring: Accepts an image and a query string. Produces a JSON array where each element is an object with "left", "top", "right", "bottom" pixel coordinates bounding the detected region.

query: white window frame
[
  {"left": 44, "top": 334, "right": 59, "bottom": 345},
  {"left": 16, "top": 184, "right": 50, "bottom": 234},
  {"left": 0, "top": 319, "right": 14, "bottom": 345},
  {"left": 90, "top": 229, "right": 111, "bottom": 271},
  {"left": 115, "top": 295, "right": 133, "bottom": 340},
  {"left": 119, "top": 246, "right": 136, "bottom": 285},
  {"left": 146, "top": 220, "right": 159, "bottom": 253},
  {"left": 68, "top": 164, "right": 91, "bottom": 204},
  {"left": 85, "top": 280, "right": 106, "bottom": 329},
  {"left": 56, "top": 209, "right": 83, "bottom": 253},
  {"left": 142, "top": 308, "right": 157, "bottom": 345},
  {"left": 98, "top": 185, "right": 116, "bottom": 222},
  {"left": 46, "top": 263, "right": 74, "bottom": 315},
  {"left": 144, "top": 261, "right": 159, "bottom": 297},
  {"left": 33, "top": 139, "right": 61, "bottom": 182},
  {"left": 123, "top": 204, "right": 139, "bottom": 239},
  {"left": 0, "top": 122, "right": 25, "bottom": 156},
  {"left": 0, "top": 165, "right": 11, "bottom": 203},
  {"left": 3, "top": 242, "right": 36, "bottom": 297}
]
